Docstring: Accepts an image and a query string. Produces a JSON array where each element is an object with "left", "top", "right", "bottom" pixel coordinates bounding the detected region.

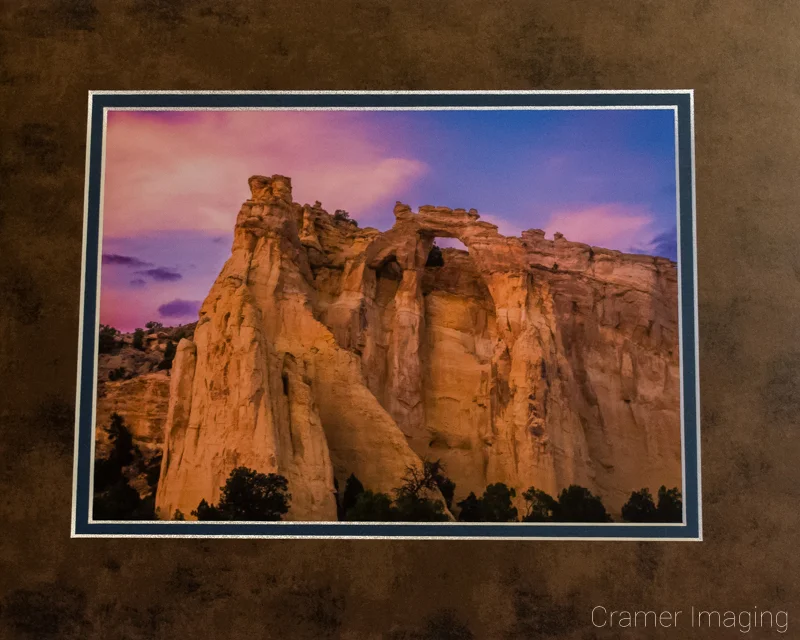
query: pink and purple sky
[{"left": 99, "top": 109, "right": 677, "bottom": 331}]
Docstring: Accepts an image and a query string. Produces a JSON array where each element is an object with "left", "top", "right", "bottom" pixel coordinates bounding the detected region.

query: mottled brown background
[{"left": 1, "top": 1, "right": 798, "bottom": 638}]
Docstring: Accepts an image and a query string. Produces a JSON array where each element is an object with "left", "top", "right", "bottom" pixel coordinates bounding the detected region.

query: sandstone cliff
[{"left": 153, "top": 175, "right": 682, "bottom": 520}]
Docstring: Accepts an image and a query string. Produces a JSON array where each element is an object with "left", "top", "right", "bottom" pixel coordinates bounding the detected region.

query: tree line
[
  {"left": 94, "top": 415, "right": 682, "bottom": 524},
  {"left": 184, "top": 460, "right": 681, "bottom": 524}
]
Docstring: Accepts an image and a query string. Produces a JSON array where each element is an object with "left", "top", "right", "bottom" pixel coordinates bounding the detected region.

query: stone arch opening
[{"left": 435, "top": 237, "right": 469, "bottom": 252}]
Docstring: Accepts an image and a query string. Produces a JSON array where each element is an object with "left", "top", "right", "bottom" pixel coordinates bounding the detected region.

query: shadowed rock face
[{"left": 154, "top": 175, "right": 681, "bottom": 520}]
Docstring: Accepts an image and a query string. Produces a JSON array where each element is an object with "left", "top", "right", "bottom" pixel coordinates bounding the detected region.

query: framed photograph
[{"left": 72, "top": 91, "right": 699, "bottom": 539}]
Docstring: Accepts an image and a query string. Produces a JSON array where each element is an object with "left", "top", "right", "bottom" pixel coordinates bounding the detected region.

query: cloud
[
  {"left": 544, "top": 205, "right": 655, "bottom": 251},
  {"left": 103, "top": 111, "right": 427, "bottom": 236},
  {"left": 136, "top": 267, "right": 182, "bottom": 282},
  {"left": 543, "top": 205, "right": 678, "bottom": 259},
  {"left": 158, "top": 299, "right": 201, "bottom": 318},
  {"left": 649, "top": 228, "right": 678, "bottom": 260},
  {"left": 129, "top": 278, "right": 147, "bottom": 288},
  {"left": 102, "top": 253, "right": 152, "bottom": 267}
]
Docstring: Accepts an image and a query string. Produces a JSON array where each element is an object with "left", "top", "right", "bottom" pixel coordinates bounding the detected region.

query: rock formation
[{"left": 153, "top": 175, "right": 682, "bottom": 520}]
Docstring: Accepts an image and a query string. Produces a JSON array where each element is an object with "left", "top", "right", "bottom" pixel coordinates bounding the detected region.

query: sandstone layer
[{"left": 154, "top": 175, "right": 682, "bottom": 519}]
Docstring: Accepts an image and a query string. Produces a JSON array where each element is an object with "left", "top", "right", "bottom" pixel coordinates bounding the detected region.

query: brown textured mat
[{"left": 1, "top": 1, "right": 798, "bottom": 637}]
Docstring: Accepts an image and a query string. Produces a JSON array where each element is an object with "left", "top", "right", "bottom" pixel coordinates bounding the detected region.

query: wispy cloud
[
  {"left": 541, "top": 204, "right": 677, "bottom": 259},
  {"left": 103, "top": 111, "right": 427, "bottom": 236},
  {"left": 545, "top": 205, "right": 655, "bottom": 251},
  {"left": 102, "top": 253, "right": 152, "bottom": 267},
  {"left": 649, "top": 228, "right": 678, "bottom": 259},
  {"left": 136, "top": 267, "right": 182, "bottom": 282}
]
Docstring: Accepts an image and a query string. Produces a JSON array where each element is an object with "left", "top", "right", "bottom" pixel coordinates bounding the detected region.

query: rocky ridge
[{"left": 146, "top": 175, "right": 682, "bottom": 520}]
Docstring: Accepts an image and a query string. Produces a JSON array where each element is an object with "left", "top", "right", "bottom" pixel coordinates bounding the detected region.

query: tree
[
  {"left": 392, "top": 462, "right": 449, "bottom": 521},
  {"left": 145, "top": 321, "right": 163, "bottom": 331},
  {"left": 656, "top": 486, "right": 682, "bottom": 522},
  {"left": 621, "top": 486, "right": 682, "bottom": 523},
  {"left": 556, "top": 485, "right": 612, "bottom": 522},
  {"left": 455, "top": 492, "right": 483, "bottom": 522},
  {"left": 132, "top": 328, "right": 145, "bottom": 350},
  {"left": 192, "top": 466, "right": 291, "bottom": 521},
  {"left": 93, "top": 479, "right": 142, "bottom": 520},
  {"left": 333, "top": 209, "right": 358, "bottom": 227},
  {"left": 621, "top": 488, "right": 657, "bottom": 523},
  {"left": 393, "top": 493, "right": 448, "bottom": 522},
  {"left": 522, "top": 487, "right": 560, "bottom": 522},
  {"left": 341, "top": 473, "right": 365, "bottom": 517},
  {"left": 158, "top": 341, "right": 177, "bottom": 370},
  {"left": 478, "top": 483, "right": 518, "bottom": 522},
  {"left": 456, "top": 483, "right": 518, "bottom": 522},
  {"left": 93, "top": 413, "right": 147, "bottom": 520},
  {"left": 345, "top": 490, "right": 396, "bottom": 521},
  {"left": 98, "top": 324, "right": 120, "bottom": 354},
  {"left": 425, "top": 459, "right": 456, "bottom": 510}
]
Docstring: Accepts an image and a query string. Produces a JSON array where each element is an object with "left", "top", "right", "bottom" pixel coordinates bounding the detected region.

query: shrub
[
  {"left": 426, "top": 459, "right": 456, "bottom": 510},
  {"left": 192, "top": 466, "right": 291, "bottom": 521},
  {"left": 145, "top": 321, "right": 163, "bottom": 331},
  {"left": 132, "top": 328, "right": 145, "bottom": 350},
  {"left": 98, "top": 324, "right": 119, "bottom": 354},
  {"left": 393, "top": 493, "right": 448, "bottom": 522},
  {"left": 345, "top": 490, "right": 396, "bottom": 521}
]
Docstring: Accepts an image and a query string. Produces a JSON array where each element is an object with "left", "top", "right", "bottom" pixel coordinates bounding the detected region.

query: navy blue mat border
[{"left": 73, "top": 91, "right": 699, "bottom": 539}]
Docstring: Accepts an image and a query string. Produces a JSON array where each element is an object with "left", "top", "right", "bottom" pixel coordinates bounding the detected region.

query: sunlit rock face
[{"left": 155, "top": 175, "right": 682, "bottom": 520}]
